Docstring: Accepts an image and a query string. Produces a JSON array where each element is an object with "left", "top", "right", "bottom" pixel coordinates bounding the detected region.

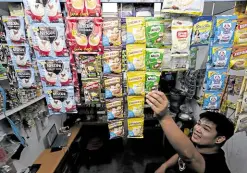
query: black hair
[{"left": 199, "top": 111, "right": 234, "bottom": 146}]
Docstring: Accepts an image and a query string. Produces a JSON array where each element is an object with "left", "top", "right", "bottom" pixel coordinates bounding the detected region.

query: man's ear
[{"left": 215, "top": 136, "right": 226, "bottom": 144}]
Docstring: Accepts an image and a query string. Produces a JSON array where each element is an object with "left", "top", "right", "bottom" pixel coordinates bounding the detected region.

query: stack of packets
[
  {"left": 65, "top": 0, "right": 103, "bottom": 107},
  {"left": 22, "top": 0, "right": 77, "bottom": 115},
  {"left": 203, "top": 16, "right": 237, "bottom": 110},
  {"left": 2, "top": 16, "right": 37, "bottom": 89}
]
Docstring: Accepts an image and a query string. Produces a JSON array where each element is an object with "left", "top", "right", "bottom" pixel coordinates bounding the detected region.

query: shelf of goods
[
  {"left": 0, "top": 95, "right": 45, "bottom": 120},
  {"left": 0, "top": 0, "right": 245, "bottom": 2}
]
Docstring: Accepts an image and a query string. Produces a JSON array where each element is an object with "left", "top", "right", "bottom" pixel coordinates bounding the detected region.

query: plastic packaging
[
  {"left": 127, "top": 71, "right": 145, "bottom": 96},
  {"left": 82, "top": 78, "right": 101, "bottom": 103},
  {"left": 145, "top": 48, "right": 164, "bottom": 71},
  {"left": 31, "top": 23, "right": 68, "bottom": 57},
  {"left": 127, "top": 117, "right": 144, "bottom": 138},
  {"left": 206, "top": 68, "right": 227, "bottom": 90},
  {"left": 234, "top": 18, "right": 247, "bottom": 45},
  {"left": 44, "top": 86, "right": 77, "bottom": 114},
  {"left": 16, "top": 68, "right": 36, "bottom": 89},
  {"left": 210, "top": 45, "right": 232, "bottom": 68},
  {"left": 66, "top": 17, "right": 103, "bottom": 52},
  {"left": 191, "top": 16, "right": 212, "bottom": 46},
  {"left": 104, "top": 74, "right": 123, "bottom": 99},
  {"left": 145, "top": 72, "right": 161, "bottom": 93},
  {"left": 126, "top": 17, "right": 146, "bottom": 44},
  {"left": 126, "top": 44, "right": 146, "bottom": 71},
  {"left": 230, "top": 46, "right": 247, "bottom": 70},
  {"left": 203, "top": 91, "right": 222, "bottom": 110},
  {"left": 38, "top": 58, "right": 73, "bottom": 87},
  {"left": 103, "top": 48, "right": 122, "bottom": 74},
  {"left": 106, "top": 98, "right": 124, "bottom": 120},
  {"left": 127, "top": 96, "right": 144, "bottom": 118},
  {"left": 9, "top": 45, "right": 32, "bottom": 68},
  {"left": 213, "top": 15, "right": 237, "bottom": 45},
  {"left": 103, "top": 18, "right": 121, "bottom": 47},
  {"left": 108, "top": 120, "right": 124, "bottom": 139}
]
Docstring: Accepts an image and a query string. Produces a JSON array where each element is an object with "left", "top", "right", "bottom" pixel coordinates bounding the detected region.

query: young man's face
[{"left": 191, "top": 118, "right": 220, "bottom": 146}]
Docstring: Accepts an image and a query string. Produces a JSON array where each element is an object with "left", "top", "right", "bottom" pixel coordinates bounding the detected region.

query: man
[{"left": 145, "top": 91, "right": 234, "bottom": 173}]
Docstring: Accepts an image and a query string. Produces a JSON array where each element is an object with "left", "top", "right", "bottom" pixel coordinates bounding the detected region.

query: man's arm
[
  {"left": 146, "top": 91, "right": 205, "bottom": 173},
  {"left": 155, "top": 154, "right": 179, "bottom": 173}
]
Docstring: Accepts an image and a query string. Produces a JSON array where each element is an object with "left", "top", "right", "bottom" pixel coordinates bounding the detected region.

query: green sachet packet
[
  {"left": 146, "top": 48, "right": 164, "bottom": 71},
  {"left": 145, "top": 72, "right": 161, "bottom": 93}
]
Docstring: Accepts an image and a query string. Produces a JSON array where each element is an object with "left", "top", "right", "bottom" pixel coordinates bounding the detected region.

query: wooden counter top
[{"left": 34, "top": 124, "right": 82, "bottom": 173}]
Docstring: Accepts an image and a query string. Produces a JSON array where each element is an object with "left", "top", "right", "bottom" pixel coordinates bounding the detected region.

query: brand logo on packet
[
  {"left": 128, "top": 49, "right": 142, "bottom": 56},
  {"left": 6, "top": 19, "right": 20, "bottom": 30},
  {"left": 239, "top": 23, "right": 247, "bottom": 29},
  {"left": 177, "top": 31, "right": 188, "bottom": 38},
  {"left": 17, "top": 70, "right": 31, "bottom": 79},
  {"left": 233, "top": 48, "right": 247, "bottom": 57},
  {"left": 85, "top": 82, "right": 99, "bottom": 90},
  {"left": 129, "top": 76, "right": 142, "bottom": 82},
  {"left": 130, "top": 100, "right": 141, "bottom": 104},
  {"left": 103, "top": 21, "right": 118, "bottom": 28},
  {"left": 150, "top": 26, "right": 161, "bottom": 33},
  {"left": 12, "top": 46, "right": 25, "bottom": 55},
  {"left": 52, "top": 89, "right": 68, "bottom": 101},
  {"left": 150, "top": 52, "right": 160, "bottom": 59},
  {"left": 147, "top": 76, "right": 156, "bottom": 81},
  {"left": 128, "top": 20, "right": 143, "bottom": 26},
  {"left": 107, "top": 101, "right": 122, "bottom": 109},
  {"left": 105, "top": 77, "right": 120, "bottom": 85}
]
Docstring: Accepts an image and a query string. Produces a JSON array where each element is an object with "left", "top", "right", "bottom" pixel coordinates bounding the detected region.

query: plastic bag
[
  {"left": 234, "top": 18, "right": 247, "bottom": 45},
  {"left": 145, "top": 17, "right": 164, "bottom": 48},
  {"left": 9, "top": 45, "right": 32, "bottom": 69},
  {"left": 23, "top": 0, "right": 63, "bottom": 23},
  {"left": 210, "top": 45, "right": 232, "bottom": 68},
  {"left": 16, "top": 68, "right": 36, "bottom": 89},
  {"left": 230, "top": 46, "right": 247, "bottom": 70},
  {"left": 38, "top": 58, "right": 73, "bottom": 87},
  {"left": 162, "top": 0, "right": 204, "bottom": 16},
  {"left": 108, "top": 120, "right": 124, "bottom": 139},
  {"left": 2, "top": 16, "right": 26, "bottom": 45},
  {"left": 171, "top": 17, "right": 193, "bottom": 55},
  {"left": 213, "top": 15, "right": 237, "bottom": 45},
  {"left": 103, "top": 48, "right": 122, "bottom": 74},
  {"left": 106, "top": 98, "right": 124, "bottom": 120},
  {"left": 206, "top": 68, "right": 227, "bottom": 90},
  {"left": 126, "top": 17, "right": 146, "bottom": 44},
  {"left": 127, "top": 117, "right": 144, "bottom": 138},
  {"left": 145, "top": 48, "right": 164, "bottom": 71},
  {"left": 103, "top": 18, "right": 121, "bottom": 47},
  {"left": 82, "top": 78, "right": 101, "bottom": 104},
  {"left": 31, "top": 23, "right": 68, "bottom": 57},
  {"left": 44, "top": 86, "right": 77, "bottom": 114},
  {"left": 145, "top": 72, "right": 161, "bottom": 93},
  {"left": 203, "top": 91, "right": 222, "bottom": 110},
  {"left": 104, "top": 74, "right": 123, "bottom": 99},
  {"left": 126, "top": 44, "right": 146, "bottom": 71},
  {"left": 127, "top": 71, "right": 145, "bottom": 96},
  {"left": 66, "top": 17, "right": 103, "bottom": 52},
  {"left": 127, "top": 96, "right": 144, "bottom": 118},
  {"left": 191, "top": 16, "right": 212, "bottom": 46}
]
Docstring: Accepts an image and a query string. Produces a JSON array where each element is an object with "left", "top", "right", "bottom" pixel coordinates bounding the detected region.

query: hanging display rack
[{"left": 0, "top": 0, "right": 245, "bottom": 2}]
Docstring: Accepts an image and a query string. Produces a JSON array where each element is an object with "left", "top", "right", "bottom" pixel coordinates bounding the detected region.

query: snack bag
[
  {"left": 206, "top": 68, "right": 227, "bottom": 90},
  {"left": 230, "top": 46, "right": 247, "bottom": 70},
  {"left": 2, "top": 16, "right": 26, "bottom": 45},
  {"left": 106, "top": 98, "right": 124, "bottom": 120},
  {"left": 75, "top": 53, "right": 101, "bottom": 78},
  {"left": 210, "top": 45, "right": 232, "bottom": 68},
  {"left": 82, "top": 78, "right": 101, "bottom": 103},
  {"left": 145, "top": 17, "right": 164, "bottom": 48},
  {"left": 163, "top": 19, "right": 172, "bottom": 45},
  {"left": 16, "top": 68, "right": 36, "bottom": 89},
  {"left": 38, "top": 58, "right": 73, "bottom": 87},
  {"left": 23, "top": 0, "right": 63, "bottom": 23},
  {"left": 103, "top": 18, "right": 121, "bottom": 47},
  {"left": 126, "top": 17, "right": 146, "bottom": 44},
  {"left": 9, "top": 45, "right": 32, "bottom": 69},
  {"left": 171, "top": 17, "right": 193, "bottom": 55},
  {"left": 213, "top": 15, "right": 237, "bottom": 45},
  {"left": 127, "top": 96, "right": 144, "bottom": 118},
  {"left": 191, "top": 16, "right": 212, "bottom": 46},
  {"left": 44, "top": 86, "right": 77, "bottom": 114},
  {"left": 162, "top": 0, "right": 204, "bottom": 16},
  {"left": 108, "top": 120, "right": 124, "bottom": 139},
  {"left": 146, "top": 48, "right": 164, "bottom": 71},
  {"left": 126, "top": 44, "right": 146, "bottom": 71},
  {"left": 145, "top": 72, "right": 161, "bottom": 92},
  {"left": 127, "top": 71, "right": 145, "bottom": 96},
  {"left": 121, "top": 19, "right": 127, "bottom": 47},
  {"left": 104, "top": 74, "right": 123, "bottom": 99},
  {"left": 235, "top": 114, "right": 247, "bottom": 133},
  {"left": 66, "top": 17, "right": 103, "bottom": 52},
  {"left": 127, "top": 117, "right": 144, "bottom": 138},
  {"left": 234, "top": 18, "right": 247, "bottom": 45},
  {"left": 103, "top": 48, "right": 122, "bottom": 74},
  {"left": 31, "top": 23, "right": 68, "bottom": 57},
  {"left": 203, "top": 91, "right": 222, "bottom": 110}
]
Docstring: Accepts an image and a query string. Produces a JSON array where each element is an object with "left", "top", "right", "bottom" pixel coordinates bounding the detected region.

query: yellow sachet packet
[
  {"left": 127, "top": 71, "right": 145, "bottom": 96},
  {"left": 126, "top": 17, "right": 146, "bottom": 44},
  {"left": 127, "top": 96, "right": 144, "bottom": 118},
  {"left": 127, "top": 117, "right": 144, "bottom": 138},
  {"left": 126, "top": 44, "right": 146, "bottom": 71},
  {"left": 234, "top": 18, "right": 247, "bottom": 45}
]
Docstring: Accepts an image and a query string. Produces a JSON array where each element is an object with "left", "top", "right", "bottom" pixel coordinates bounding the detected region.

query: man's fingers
[
  {"left": 146, "top": 94, "right": 161, "bottom": 107},
  {"left": 146, "top": 99, "right": 159, "bottom": 113},
  {"left": 153, "top": 90, "right": 167, "bottom": 101},
  {"left": 148, "top": 92, "right": 163, "bottom": 104}
]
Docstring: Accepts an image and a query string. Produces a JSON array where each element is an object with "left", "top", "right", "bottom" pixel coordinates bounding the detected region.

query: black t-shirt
[{"left": 173, "top": 149, "right": 231, "bottom": 173}]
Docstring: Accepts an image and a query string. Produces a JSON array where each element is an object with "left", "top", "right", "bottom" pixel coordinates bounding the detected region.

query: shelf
[
  {"left": 0, "top": 95, "right": 45, "bottom": 120},
  {"left": 0, "top": 0, "right": 245, "bottom": 2}
]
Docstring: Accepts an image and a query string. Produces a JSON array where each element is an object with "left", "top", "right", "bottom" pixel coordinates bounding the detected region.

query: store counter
[{"left": 33, "top": 124, "right": 82, "bottom": 173}]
